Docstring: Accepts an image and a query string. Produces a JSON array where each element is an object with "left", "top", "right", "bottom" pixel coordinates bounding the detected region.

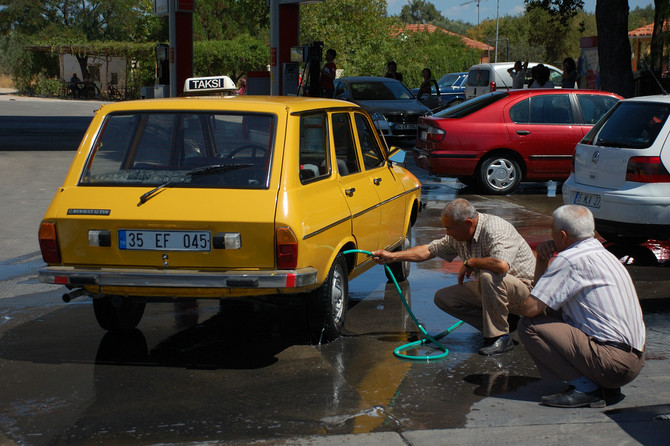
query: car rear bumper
[{"left": 39, "top": 265, "right": 319, "bottom": 289}]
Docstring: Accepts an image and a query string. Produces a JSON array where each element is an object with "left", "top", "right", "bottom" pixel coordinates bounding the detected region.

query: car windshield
[
  {"left": 80, "top": 111, "right": 276, "bottom": 189},
  {"left": 433, "top": 91, "right": 509, "bottom": 118},
  {"left": 582, "top": 101, "right": 670, "bottom": 149},
  {"left": 350, "top": 80, "right": 414, "bottom": 100},
  {"left": 437, "top": 74, "right": 462, "bottom": 89}
]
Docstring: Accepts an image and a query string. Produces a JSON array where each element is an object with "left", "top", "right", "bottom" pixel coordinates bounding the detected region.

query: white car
[
  {"left": 563, "top": 94, "right": 670, "bottom": 244},
  {"left": 465, "top": 62, "right": 563, "bottom": 99}
]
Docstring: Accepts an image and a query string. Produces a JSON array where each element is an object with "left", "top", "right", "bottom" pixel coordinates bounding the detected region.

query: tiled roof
[
  {"left": 398, "top": 24, "right": 493, "bottom": 51},
  {"left": 629, "top": 22, "right": 670, "bottom": 37}
]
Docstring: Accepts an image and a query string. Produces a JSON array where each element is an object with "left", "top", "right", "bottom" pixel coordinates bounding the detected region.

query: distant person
[
  {"left": 530, "top": 64, "right": 554, "bottom": 88},
  {"left": 519, "top": 205, "right": 645, "bottom": 408},
  {"left": 384, "top": 61, "right": 403, "bottom": 82},
  {"left": 561, "top": 57, "right": 578, "bottom": 88},
  {"left": 68, "top": 73, "right": 81, "bottom": 97},
  {"left": 237, "top": 77, "right": 247, "bottom": 95},
  {"left": 417, "top": 67, "right": 439, "bottom": 98},
  {"left": 320, "top": 49, "right": 337, "bottom": 98},
  {"left": 507, "top": 60, "right": 528, "bottom": 89},
  {"left": 82, "top": 73, "right": 98, "bottom": 98}
]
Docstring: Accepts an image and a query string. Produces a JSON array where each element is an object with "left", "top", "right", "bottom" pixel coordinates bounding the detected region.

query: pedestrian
[
  {"left": 372, "top": 198, "right": 535, "bottom": 355},
  {"left": 68, "top": 73, "right": 81, "bottom": 98},
  {"left": 530, "top": 64, "right": 554, "bottom": 88},
  {"left": 519, "top": 205, "right": 645, "bottom": 408},
  {"left": 237, "top": 77, "right": 247, "bottom": 95},
  {"left": 384, "top": 61, "right": 403, "bottom": 82},
  {"left": 561, "top": 57, "right": 578, "bottom": 88},
  {"left": 507, "top": 60, "right": 528, "bottom": 89},
  {"left": 319, "top": 48, "right": 337, "bottom": 98},
  {"left": 416, "top": 67, "right": 439, "bottom": 99}
]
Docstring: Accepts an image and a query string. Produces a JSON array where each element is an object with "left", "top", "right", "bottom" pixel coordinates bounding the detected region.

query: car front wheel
[
  {"left": 93, "top": 295, "right": 146, "bottom": 331},
  {"left": 306, "top": 253, "right": 348, "bottom": 344},
  {"left": 477, "top": 155, "right": 522, "bottom": 194}
]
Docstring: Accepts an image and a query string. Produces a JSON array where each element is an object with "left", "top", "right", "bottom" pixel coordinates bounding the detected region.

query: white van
[{"left": 465, "top": 62, "right": 563, "bottom": 99}]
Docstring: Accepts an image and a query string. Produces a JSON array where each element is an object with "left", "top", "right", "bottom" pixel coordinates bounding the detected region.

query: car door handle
[
  {"left": 345, "top": 188, "right": 356, "bottom": 196},
  {"left": 516, "top": 130, "right": 531, "bottom": 135},
  {"left": 373, "top": 177, "right": 382, "bottom": 185}
]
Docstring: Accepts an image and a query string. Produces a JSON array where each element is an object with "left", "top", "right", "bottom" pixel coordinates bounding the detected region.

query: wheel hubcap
[
  {"left": 485, "top": 158, "right": 517, "bottom": 190},
  {"left": 330, "top": 266, "right": 345, "bottom": 325}
]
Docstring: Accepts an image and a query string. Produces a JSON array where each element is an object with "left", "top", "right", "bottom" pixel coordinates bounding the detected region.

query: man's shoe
[
  {"left": 478, "top": 335, "right": 514, "bottom": 355},
  {"left": 541, "top": 386, "right": 606, "bottom": 408}
]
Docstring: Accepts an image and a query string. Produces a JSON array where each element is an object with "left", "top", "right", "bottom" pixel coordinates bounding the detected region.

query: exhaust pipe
[{"left": 62, "top": 288, "right": 87, "bottom": 303}]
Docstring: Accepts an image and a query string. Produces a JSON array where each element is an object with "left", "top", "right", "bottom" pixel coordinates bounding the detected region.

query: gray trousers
[
  {"left": 518, "top": 312, "right": 645, "bottom": 389},
  {"left": 433, "top": 272, "right": 531, "bottom": 338}
]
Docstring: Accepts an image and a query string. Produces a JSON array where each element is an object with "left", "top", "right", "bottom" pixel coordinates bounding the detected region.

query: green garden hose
[{"left": 343, "top": 249, "right": 463, "bottom": 362}]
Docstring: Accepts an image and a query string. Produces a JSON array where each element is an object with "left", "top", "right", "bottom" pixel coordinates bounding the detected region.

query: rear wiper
[{"left": 137, "top": 163, "right": 254, "bottom": 206}]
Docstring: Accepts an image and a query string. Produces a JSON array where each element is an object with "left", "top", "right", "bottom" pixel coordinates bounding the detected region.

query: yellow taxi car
[{"left": 38, "top": 76, "right": 422, "bottom": 342}]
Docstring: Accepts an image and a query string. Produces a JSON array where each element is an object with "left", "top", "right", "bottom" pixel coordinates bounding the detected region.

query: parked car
[
  {"left": 563, "top": 94, "right": 670, "bottom": 244},
  {"left": 410, "top": 72, "right": 468, "bottom": 112},
  {"left": 37, "top": 76, "right": 423, "bottom": 342},
  {"left": 413, "top": 89, "right": 621, "bottom": 194},
  {"left": 465, "top": 62, "right": 563, "bottom": 99},
  {"left": 333, "top": 76, "right": 431, "bottom": 145}
]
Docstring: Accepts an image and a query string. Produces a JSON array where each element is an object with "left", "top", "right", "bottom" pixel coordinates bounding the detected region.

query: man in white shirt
[
  {"left": 519, "top": 205, "right": 645, "bottom": 408},
  {"left": 507, "top": 60, "right": 528, "bottom": 89}
]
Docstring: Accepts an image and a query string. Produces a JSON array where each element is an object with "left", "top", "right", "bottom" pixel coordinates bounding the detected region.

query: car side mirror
[{"left": 388, "top": 147, "right": 406, "bottom": 166}]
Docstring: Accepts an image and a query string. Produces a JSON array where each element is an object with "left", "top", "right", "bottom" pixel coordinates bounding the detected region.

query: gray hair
[
  {"left": 552, "top": 205, "right": 595, "bottom": 240},
  {"left": 441, "top": 198, "right": 478, "bottom": 223}
]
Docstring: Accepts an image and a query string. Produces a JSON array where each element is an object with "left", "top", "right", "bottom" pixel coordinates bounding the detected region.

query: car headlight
[{"left": 370, "top": 112, "right": 387, "bottom": 122}]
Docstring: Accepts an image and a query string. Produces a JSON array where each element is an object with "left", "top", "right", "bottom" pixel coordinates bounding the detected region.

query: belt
[{"left": 593, "top": 338, "right": 643, "bottom": 358}]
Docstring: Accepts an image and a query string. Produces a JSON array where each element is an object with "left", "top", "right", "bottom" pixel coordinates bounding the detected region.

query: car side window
[
  {"left": 331, "top": 113, "right": 361, "bottom": 176},
  {"left": 529, "top": 95, "right": 573, "bottom": 124},
  {"left": 354, "top": 113, "right": 385, "bottom": 170},
  {"left": 509, "top": 99, "right": 530, "bottom": 123},
  {"left": 577, "top": 95, "right": 619, "bottom": 124},
  {"left": 299, "top": 113, "right": 329, "bottom": 183}
]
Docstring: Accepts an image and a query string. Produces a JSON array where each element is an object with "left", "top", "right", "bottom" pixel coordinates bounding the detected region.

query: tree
[
  {"left": 649, "top": 0, "right": 670, "bottom": 73},
  {"left": 398, "top": 0, "right": 444, "bottom": 24},
  {"left": 596, "top": 0, "right": 634, "bottom": 97},
  {"left": 193, "top": 0, "right": 269, "bottom": 41}
]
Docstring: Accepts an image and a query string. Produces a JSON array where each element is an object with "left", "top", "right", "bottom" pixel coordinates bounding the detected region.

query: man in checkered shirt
[{"left": 372, "top": 198, "right": 535, "bottom": 355}]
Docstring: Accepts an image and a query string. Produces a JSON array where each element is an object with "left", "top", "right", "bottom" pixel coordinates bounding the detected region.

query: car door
[
  {"left": 352, "top": 112, "right": 406, "bottom": 251},
  {"left": 331, "top": 111, "right": 382, "bottom": 263},
  {"left": 506, "top": 93, "right": 583, "bottom": 176}
]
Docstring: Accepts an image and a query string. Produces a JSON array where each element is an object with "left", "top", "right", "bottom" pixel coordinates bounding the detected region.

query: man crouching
[{"left": 519, "top": 205, "right": 645, "bottom": 408}]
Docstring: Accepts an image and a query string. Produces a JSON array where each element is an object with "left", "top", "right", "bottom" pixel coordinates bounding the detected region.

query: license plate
[
  {"left": 573, "top": 192, "right": 601, "bottom": 208},
  {"left": 395, "top": 123, "right": 417, "bottom": 131},
  {"left": 119, "top": 230, "right": 211, "bottom": 251}
]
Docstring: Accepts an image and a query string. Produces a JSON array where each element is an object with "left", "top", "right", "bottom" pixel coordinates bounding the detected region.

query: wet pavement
[{"left": 1, "top": 94, "right": 670, "bottom": 445}]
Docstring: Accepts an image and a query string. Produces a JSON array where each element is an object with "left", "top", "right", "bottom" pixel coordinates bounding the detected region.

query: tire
[
  {"left": 306, "top": 253, "right": 348, "bottom": 343},
  {"left": 477, "top": 155, "right": 522, "bottom": 194},
  {"left": 385, "top": 225, "right": 412, "bottom": 283},
  {"left": 93, "top": 295, "right": 146, "bottom": 331},
  {"left": 605, "top": 243, "right": 658, "bottom": 266}
]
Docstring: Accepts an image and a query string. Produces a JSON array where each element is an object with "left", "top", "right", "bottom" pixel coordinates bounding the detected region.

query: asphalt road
[{"left": 1, "top": 92, "right": 669, "bottom": 446}]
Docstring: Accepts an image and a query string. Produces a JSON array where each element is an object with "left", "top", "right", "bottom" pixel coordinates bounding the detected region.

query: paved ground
[{"left": 0, "top": 90, "right": 669, "bottom": 446}]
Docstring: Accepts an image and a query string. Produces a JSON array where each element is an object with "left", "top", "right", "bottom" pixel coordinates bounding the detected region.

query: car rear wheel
[
  {"left": 385, "top": 225, "right": 412, "bottom": 283},
  {"left": 477, "top": 155, "right": 522, "bottom": 194},
  {"left": 306, "top": 253, "right": 348, "bottom": 344},
  {"left": 93, "top": 295, "right": 146, "bottom": 331}
]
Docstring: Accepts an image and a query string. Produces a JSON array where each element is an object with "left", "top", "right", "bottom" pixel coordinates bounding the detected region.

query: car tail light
[
  {"left": 626, "top": 156, "right": 670, "bottom": 183},
  {"left": 276, "top": 226, "right": 298, "bottom": 269},
  {"left": 39, "top": 221, "right": 61, "bottom": 263},
  {"left": 424, "top": 125, "right": 445, "bottom": 142},
  {"left": 490, "top": 81, "right": 496, "bottom": 92}
]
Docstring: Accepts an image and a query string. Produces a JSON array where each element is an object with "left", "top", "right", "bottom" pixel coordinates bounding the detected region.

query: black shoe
[
  {"left": 541, "top": 386, "right": 606, "bottom": 408},
  {"left": 478, "top": 335, "right": 514, "bottom": 355}
]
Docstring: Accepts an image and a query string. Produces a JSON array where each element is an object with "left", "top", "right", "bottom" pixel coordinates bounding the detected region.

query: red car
[{"left": 413, "top": 89, "right": 622, "bottom": 194}]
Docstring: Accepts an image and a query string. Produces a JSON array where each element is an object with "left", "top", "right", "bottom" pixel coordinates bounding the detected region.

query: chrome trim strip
[
  {"left": 39, "top": 266, "right": 319, "bottom": 289},
  {"left": 528, "top": 154, "right": 573, "bottom": 159}
]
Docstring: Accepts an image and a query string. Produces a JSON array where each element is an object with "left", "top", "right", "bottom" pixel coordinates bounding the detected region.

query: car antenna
[{"left": 642, "top": 60, "right": 668, "bottom": 95}]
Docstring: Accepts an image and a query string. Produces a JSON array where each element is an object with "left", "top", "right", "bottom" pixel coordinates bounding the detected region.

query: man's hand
[
  {"left": 371, "top": 249, "right": 393, "bottom": 265},
  {"left": 458, "top": 262, "right": 473, "bottom": 286},
  {"left": 536, "top": 240, "right": 557, "bottom": 261}
]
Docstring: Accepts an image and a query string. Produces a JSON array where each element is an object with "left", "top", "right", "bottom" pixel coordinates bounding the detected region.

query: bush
[{"left": 32, "top": 73, "right": 63, "bottom": 96}]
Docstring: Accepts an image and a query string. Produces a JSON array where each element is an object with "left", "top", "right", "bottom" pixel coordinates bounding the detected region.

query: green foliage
[
  {"left": 33, "top": 74, "right": 62, "bottom": 96},
  {"left": 193, "top": 36, "right": 269, "bottom": 82},
  {"left": 194, "top": 0, "right": 269, "bottom": 41},
  {"left": 399, "top": 0, "right": 444, "bottom": 24},
  {"left": 629, "top": 5, "right": 655, "bottom": 30}
]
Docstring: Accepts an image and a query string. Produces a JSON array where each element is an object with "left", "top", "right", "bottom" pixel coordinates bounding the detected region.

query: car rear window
[
  {"left": 433, "top": 91, "right": 509, "bottom": 118},
  {"left": 581, "top": 101, "right": 670, "bottom": 149},
  {"left": 80, "top": 111, "right": 276, "bottom": 189},
  {"left": 467, "top": 70, "right": 490, "bottom": 86}
]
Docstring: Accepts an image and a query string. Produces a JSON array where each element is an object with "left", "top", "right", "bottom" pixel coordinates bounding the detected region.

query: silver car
[{"left": 563, "top": 95, "right": 670, "bottom": 244}]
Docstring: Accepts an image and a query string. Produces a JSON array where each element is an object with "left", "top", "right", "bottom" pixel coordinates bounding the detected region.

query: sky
[{"left": 386, "top": 0, "right": 654, "bottom": 26}]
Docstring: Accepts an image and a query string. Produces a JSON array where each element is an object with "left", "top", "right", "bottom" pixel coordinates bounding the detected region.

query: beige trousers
[{"left": 433, "top": 272, "right": 531, "bottom": 338}]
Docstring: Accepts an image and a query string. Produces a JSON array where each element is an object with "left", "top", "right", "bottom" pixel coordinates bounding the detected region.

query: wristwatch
[{"left": 464, "top": 259, "right": 473, "bottom": 269}]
